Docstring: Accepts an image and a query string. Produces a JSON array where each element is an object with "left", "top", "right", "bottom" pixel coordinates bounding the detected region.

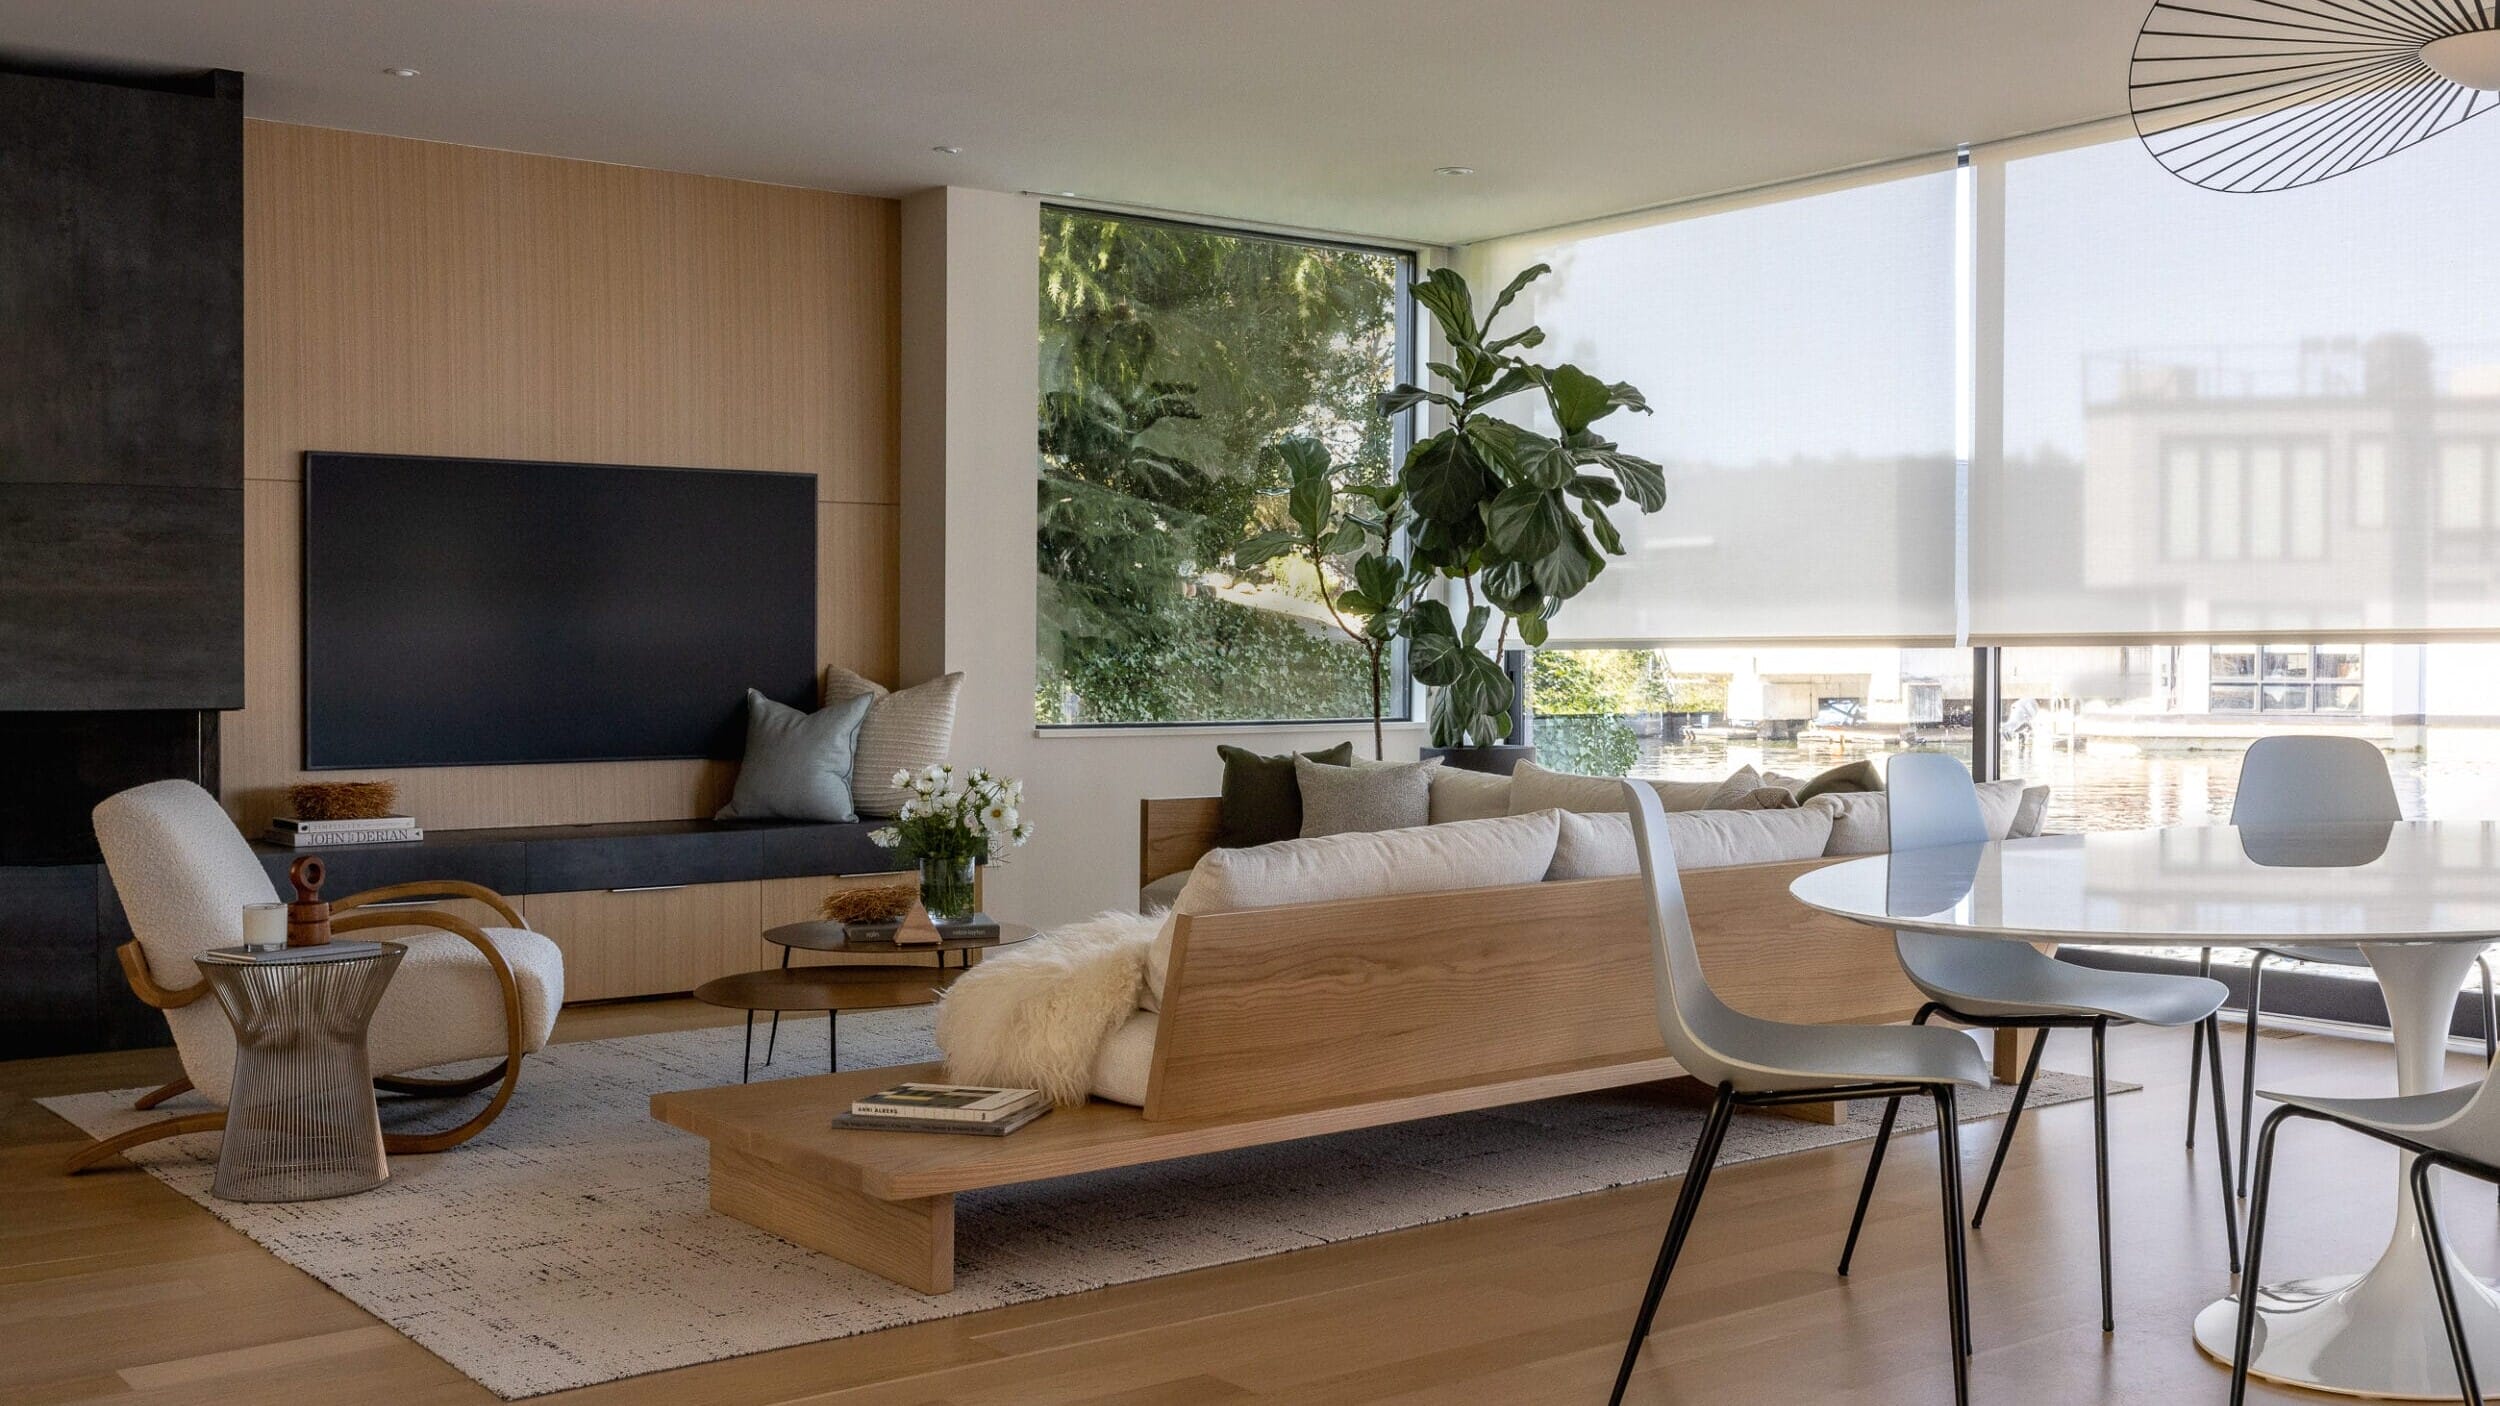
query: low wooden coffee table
[{"left": 691, "top": 966, "right": 961, "bottom": 1083}]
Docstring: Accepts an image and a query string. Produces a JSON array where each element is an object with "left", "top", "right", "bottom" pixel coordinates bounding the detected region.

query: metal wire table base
[{"left": 201, "top": 945, "right": 404, "bottom": 1203}]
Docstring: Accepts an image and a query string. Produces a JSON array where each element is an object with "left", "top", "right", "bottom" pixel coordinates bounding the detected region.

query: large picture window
[{"left": 1036, "top": 208, "right": 1412, "bottom": 727}]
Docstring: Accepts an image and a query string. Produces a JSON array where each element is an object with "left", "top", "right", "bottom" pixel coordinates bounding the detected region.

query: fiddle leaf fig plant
[
  {"left": 1234, "top": 436, "right": 1428, "bottom": 759},
  {"left": 1382, "top": 264, "right": 1667, "bottom": 746}
]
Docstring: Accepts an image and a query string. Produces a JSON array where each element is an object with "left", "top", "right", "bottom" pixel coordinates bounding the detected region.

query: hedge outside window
[{"left": 1036, "top": 207, "right": 1413, "bottom": 726}]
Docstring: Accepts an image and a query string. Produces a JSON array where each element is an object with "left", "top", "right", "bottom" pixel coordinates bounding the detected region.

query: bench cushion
[{"left": 1145, "top": 810, "right": 1562, "bottom": 1009}]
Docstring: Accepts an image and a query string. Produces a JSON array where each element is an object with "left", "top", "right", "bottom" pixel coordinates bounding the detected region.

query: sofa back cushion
[
  {"left": 1216, "top": 741, "right": 1354, "bottom": 848},
  {"left": 1809, "top": 778, "right": 2038, "bottom": 856},
  {"left": 1545, "top": 805, "right": 1836, "bottom": 880},
  {"left": 1296, "top": 755, "right": 1432, "bottom": 836},
  {"left": 1145, "top": 810, "right": 1562, "bottom": 1008},
  {"left": 1508, "top": 760, "right": 1718, "bottom": 816},
  {"left": 1427, "top": 766, "right": 1514, "bottom": 823}
]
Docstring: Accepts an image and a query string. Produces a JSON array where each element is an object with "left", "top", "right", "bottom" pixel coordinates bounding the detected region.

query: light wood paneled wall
[{"left": 229, "top": 122, "right": 901, "bottom": 832}]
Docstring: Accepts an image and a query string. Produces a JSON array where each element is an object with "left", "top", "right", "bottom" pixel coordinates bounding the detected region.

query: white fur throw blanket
[{"left": 935, "top": 909, "right": 1158, "bottom": 1106}]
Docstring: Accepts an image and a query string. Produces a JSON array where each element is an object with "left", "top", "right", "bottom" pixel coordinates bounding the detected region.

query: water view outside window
[
  {"left": 1531, "top": 643, "right": 2500, "bottom": 835},
  {"left": 1035, "top": 208, "right": 1410, "bottom": 726}
]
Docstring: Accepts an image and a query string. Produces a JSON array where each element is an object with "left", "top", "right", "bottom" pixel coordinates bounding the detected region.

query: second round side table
[{"left": 198, "top": 942, "right": 404, "bottom": 1203}]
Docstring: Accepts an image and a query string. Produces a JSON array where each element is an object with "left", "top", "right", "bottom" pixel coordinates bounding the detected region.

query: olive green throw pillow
[{"left": 1216, "top": 741, "right": 1355, "bottom": 848}]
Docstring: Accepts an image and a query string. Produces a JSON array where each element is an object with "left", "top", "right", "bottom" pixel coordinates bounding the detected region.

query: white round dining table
[{"left": 1789, "top": 821, "right": 2500, "bottom": 1402}]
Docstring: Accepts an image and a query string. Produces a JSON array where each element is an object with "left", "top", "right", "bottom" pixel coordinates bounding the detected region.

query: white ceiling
[{"left": 0, "top": 1, "right": 2149, "bottom": 246}]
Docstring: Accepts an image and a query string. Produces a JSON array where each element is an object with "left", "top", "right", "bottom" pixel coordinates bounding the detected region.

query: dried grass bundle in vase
[
  {"left": 286, "top": 780, "right": 401, "bottom": 821},
  {"left": 819, "top": 883, "right": 916, "bottom": 925}
]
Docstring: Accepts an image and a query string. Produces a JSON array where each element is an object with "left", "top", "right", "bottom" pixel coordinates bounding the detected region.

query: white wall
[{"left": 899, "top": 186, "right": 1422, "bottom": 928}]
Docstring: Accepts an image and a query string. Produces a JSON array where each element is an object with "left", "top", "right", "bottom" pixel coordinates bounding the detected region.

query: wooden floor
[{"left": 6, "top": 1004, "right": 2492, "bottom": 1405}]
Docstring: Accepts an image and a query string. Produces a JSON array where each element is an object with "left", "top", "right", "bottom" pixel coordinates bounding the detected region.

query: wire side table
[{"left": 198, "top": 943, "right": 405, "bottom": 1202}]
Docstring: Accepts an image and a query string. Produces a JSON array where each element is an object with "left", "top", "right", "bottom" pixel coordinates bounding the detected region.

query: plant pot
[
  {"left": 918, "top": 856, "right": 979, "bottom": 923},
  {"left": 1421, "top": 744, "right": 1538, "bottom": 776}
]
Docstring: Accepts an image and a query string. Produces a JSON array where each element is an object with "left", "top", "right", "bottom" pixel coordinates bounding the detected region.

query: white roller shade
[
  {"left": 1973, "top": 120, "right": 2500, "bottom": 642},
  {"left": 1465, "top": 160, "right": 1961, "bottom": 646}
]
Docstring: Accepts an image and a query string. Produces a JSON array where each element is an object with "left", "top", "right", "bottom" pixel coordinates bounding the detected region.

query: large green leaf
[
  {"left": 1377, "top": 384, "right": 1457, "bottom": 417},
  {"left": 1403, "top": 431, "right": 1494, "bottom": 523},
  {"left": 1581, "top": 502, "right": 1625, "bottom": 555},
  {"left": 1485, "top": 483, "right": 1572, "bottom": 560},
  {"left": 1354, "top": 553, "right": 1401, "bottom": 605},
  {"left": 1517, "top": 612, "right": 1548, "bottom": 648},
  {"left": 1232, "top": 529, "right": 1298, "bottom": 569},
  {"left": 1289, "top": 472, "right": 1331, "bottom": 540},
  {"left": 1410, "top": 268, "right": 1478, "bottom": 348},
  {"left": 1529, "top": 519, "right": 1604, "bottom": 599},
  {"left": 1545, "top": 363, "right": 1616, "bottom": 434},
  {"left": 1483, "top": 262, "right": 1549, "bottom": 329},
  {"left": 1510, "top": 428, "right": 1575, "bottom": 490},
  {"left": 1479, "top": 559, "right": 1543, "bottom": 616},
  {"left": 1566, "top": 472, "right": 1623, "bottom": 507},
  {"left": 1608, "top": 380, "right": 1651, "bottom": 415},
  {"left": 1275, "top": 436, "right": 1330, "bottom": 483},
  {"left": 1486, "top": 325, "right": 1545, "bottom": 355},
  {"left": 1589, "top": 448, "right": 1667, "bottom": 511},
  {"left": 1321, "top": 519, "right": 1366, "bottom": 556},
  {"left": 1404, "top": 600, "right": 1466, "bottom": 686}
]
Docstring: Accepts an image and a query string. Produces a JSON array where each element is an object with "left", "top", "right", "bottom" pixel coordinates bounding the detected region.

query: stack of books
[
  {"left": 267, "top": 815, "right": 425, "bottom": 847},
  {"left": 834, "top": 1082, "right": 1048, "bottom": 1136}
]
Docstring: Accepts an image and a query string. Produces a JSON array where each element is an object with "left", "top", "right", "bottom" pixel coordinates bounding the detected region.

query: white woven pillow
[{"left": 823, "top": 666, "right": 962, "bottom": 816}]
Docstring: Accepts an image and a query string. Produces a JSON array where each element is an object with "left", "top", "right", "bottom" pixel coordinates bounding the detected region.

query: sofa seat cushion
[
  {"left": 1145, "top": 810, "right": 1562, "bottom": 1009},
  {"left": 179, "top": 925, "right": 564, "bottom": 1106},
  {"left": 1508, "top": 761, "right": 1717, "bottom": 816},
  {"left": 1092, "top": 1009, "right": 1158, "bottom": 1106},
  {"left": 1809, "top": 778, "right": 2038, "bottom": 856},
  {"left": 1546, "top": 805, "right": 1837, "bottom": 880}
]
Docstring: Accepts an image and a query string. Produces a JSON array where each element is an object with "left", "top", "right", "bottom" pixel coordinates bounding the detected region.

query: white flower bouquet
[{"left": 869, "top": 765, "right": 1032, "bottom": 920}]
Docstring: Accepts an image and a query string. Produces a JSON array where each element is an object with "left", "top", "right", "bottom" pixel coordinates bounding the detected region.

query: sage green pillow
[
  {"left": 1216, "top": 741, "right": 1355, "bottom": 848},
  {"left": 715, "top": 689, "right": 875, "bottom": 822}
]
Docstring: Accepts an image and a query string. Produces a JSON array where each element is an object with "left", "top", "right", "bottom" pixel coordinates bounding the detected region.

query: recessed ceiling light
[
  {"left": 932, "top": 145, "right": 963, "bottom": 155},
  {"left": 384, "top": 66, "right": 420, "bottom": 78},
  {"left": 1435, "top": 165, "right": 1475, "bottom": 177}
]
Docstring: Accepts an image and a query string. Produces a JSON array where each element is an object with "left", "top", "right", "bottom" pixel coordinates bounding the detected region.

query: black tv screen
[{"left": 303, "top": 452, "right": 817, "bottom": 769}]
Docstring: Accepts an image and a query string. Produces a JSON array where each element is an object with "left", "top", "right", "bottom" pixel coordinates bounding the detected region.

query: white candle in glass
[{"left": 242, "top": 902, "right": 287, "bottom": 950}]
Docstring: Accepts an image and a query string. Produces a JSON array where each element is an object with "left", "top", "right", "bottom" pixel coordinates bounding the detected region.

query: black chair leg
[
  {"left": 1933, "top": 1085, "right": 1974, "bottom": 1400},
  {"left": 1840, "top": 1006, "right": 1936, "bottom": 1276},
  {"left": 1974, "top": 1029, "right": 2045, "bottom": 1227},
  {"left": 2091, "top": 1018, "right": 2114, "bottom": 1332},
  {"left": 2204, "top": 1014, "right": 2243, "bottom": 1273},
  {"left": 1610, "top": 1085, "right": 1738, "bottom": 1406},
  {"left": 2413, "top": 1155, "right": 2484, "bottom": 1406},
  {"left": 2188, "top": 950, "right": 2213, "bottom": 1148},
  {"left": 2230, "top": 1106, "right": 2296, "bottom": 1406},
  {"left": 2239, "top": 956, "right": 2268, "bottom": 1197}
]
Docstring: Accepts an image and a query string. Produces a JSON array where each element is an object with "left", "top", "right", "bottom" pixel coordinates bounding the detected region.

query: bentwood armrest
[
  {"left": 333, "top": 879, "right": 526, "bottom": 928},
  {"left": 115, "top": 941, "right": 210, "bottom": 1009}
]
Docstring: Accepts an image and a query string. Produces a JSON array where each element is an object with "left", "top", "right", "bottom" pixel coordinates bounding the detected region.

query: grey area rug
[{"left": 42, "top": 1013, "right": 2116, "bottom": 1399}]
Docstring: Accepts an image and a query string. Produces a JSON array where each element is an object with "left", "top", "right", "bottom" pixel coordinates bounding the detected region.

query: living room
[{"left": 10, "top": 4, "right": 2500, "bottom": 1404}]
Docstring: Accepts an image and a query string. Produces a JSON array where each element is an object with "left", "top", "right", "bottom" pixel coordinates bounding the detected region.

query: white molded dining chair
[
  {"left": 1609, "top": 779, "right": 1989, "bottom": 1406},
  {"left": 2218, "top": 734, "right": 2498, "bottom": 1197},
  {"left": 2232, "top": 1062, "right": 2500, "bottom": 1403},
  {"left": 1841, "top": 752, "right": 2239, "bottom": 1335}
]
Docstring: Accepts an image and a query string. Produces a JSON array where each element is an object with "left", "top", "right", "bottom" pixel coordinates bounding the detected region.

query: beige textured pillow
[
  {"left": 1296, "top": 756, "right": 1432, "bottom": 837},
  {"left": 824, "top": 666, "right": 962, "bottom": 816},
  {"left": 1545, "top": 806, "right": 1837, "bottom": 880},
  {"left": 1720, "top": 786, "right": 1801, "bottom": 811},
  {"left": 2012, "top": 784, "right": 2052, "bottom": 837},
  {"left": 1704, "top": 764, "right": 1766, "bottom": 809},
  {"left": 1807, "top": 778, "right": 2034, "bottom": 856},
  {"left": 1507, "top": 761, "right": 1717, "bottom": 816},
  {"left": 1145, "top": 810, "right": 1562, "bottom": 1008},
  {"left": 1428, "top": 766, "right": 1514, "bottom": 823}
]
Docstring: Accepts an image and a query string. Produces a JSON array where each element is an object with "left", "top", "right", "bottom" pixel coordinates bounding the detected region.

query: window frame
[{"left": 1033, "top": 205, "right": 1422, "bottom": 732}]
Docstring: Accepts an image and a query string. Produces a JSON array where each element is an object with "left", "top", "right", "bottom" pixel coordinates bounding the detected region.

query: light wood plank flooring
[{"left": 5, "top": 1003, "right": 2490, "bottom": 1404}]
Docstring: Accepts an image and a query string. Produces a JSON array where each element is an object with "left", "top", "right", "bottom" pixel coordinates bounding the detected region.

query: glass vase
[{"left": 919, "top": 856, "right": 978, "bottom": 923}]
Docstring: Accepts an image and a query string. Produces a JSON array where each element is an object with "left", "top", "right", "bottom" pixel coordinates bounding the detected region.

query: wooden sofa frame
[{"left": 651, "top": 794, "right": 1960, "bottom": 1293}]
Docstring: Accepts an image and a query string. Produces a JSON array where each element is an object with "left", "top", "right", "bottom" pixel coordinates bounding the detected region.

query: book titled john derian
[
  {"left": 267, "top": 816, "right": 425, "bottom": 847},
  {"left": 836, "top": 1082, "right": 1049, "bottom": 1136}
]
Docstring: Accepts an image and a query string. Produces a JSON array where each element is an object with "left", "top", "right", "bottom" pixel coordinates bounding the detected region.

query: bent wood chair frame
[{"left": 66, "top": 879, "right": 531, "bottom": 1174}]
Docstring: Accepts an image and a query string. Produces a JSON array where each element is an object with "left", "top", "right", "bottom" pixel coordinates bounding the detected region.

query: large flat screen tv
[{"left": 303, "top": 452, "right": 817, "bottom": 769}]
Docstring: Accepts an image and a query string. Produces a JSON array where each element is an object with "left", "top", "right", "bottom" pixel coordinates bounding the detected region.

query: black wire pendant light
[{"left": 2130, "top": 0, "right": 2500, "bottom": 191}]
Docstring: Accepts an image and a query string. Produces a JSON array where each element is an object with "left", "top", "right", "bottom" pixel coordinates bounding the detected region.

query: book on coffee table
[
  {"left": 841, "top": 914, "right": 1001, "bottom": 944},
  {"left": 850, "top": 1082, "right": 1043, "bottom": 1123},
  {"left": 831, "top": 1105, "right": 1048, "bottom": 1136}
]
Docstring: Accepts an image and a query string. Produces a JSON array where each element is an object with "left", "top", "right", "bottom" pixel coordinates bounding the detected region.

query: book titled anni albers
[
  {"left": 267, "top": 815, "right": 425, "bottom": 847},
  {"left": 835, "top": 1082, "right": 1048, "bottom": 1136}
]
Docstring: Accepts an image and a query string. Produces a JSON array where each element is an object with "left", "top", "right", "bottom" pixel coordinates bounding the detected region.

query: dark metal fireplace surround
[{"left": 0, "top": 61, "right": 243, "bottom": 1056}]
